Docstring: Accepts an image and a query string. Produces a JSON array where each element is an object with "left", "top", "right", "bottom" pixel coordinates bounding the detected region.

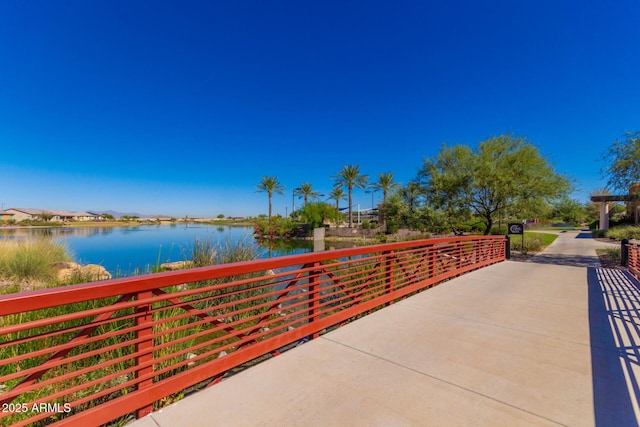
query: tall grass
[
  {"left": 191, "top": 236, "right": 263, "bottom": 267},
  {"left": 604, "top": 225, "right": 640, "bottom": 241},
  {"left": 0, "top": 238, "right": 71, "bottom": 286},
  {"left": 0, "top": 237, "right": 268, "bottom": 425}
]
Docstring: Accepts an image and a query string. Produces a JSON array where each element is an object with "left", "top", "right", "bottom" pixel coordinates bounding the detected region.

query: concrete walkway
[{"left": 131, "top": 231, "right": 640, "bottom": 427}]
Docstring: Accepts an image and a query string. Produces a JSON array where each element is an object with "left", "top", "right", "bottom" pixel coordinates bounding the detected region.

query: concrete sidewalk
[{"left": 131, "top": 231, "right": 640, "bottom": 427}]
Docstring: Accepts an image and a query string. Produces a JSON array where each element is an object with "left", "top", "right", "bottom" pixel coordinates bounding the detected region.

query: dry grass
[{"left": 0, "top": 238, "right": 72, "bottom": 292}]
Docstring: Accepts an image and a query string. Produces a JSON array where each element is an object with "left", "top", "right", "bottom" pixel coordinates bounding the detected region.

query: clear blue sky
[{"left": 1, "top": 1, "right": 638, "bottom": 217}]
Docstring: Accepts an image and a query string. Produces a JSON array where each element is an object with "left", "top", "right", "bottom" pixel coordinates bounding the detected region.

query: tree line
[{"left": 257, "top": 132, "right": 640, "bottom": 235}]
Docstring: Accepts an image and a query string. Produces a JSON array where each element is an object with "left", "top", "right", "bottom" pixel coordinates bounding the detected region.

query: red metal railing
[
  {"left": 0, "top": 236, "right": 506, "bottom": 426},
  {"left": 627, "top": 241, "right": 640, "bottom": 280}
]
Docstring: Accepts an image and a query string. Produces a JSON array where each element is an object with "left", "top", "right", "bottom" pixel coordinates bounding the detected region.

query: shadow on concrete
[
  {"left": 588, "top": 267, "right": 640, "bottom": 426},
  {"left": 576, "top": 232, "right": 595, "bottom": 239},
  {"left": 516, "top": 253, "right": 601, "bottom": 268}
]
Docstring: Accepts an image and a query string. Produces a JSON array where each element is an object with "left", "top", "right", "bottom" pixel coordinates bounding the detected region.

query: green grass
[{"left": 509, "top": 232, "right": 558, "bottom": 254}]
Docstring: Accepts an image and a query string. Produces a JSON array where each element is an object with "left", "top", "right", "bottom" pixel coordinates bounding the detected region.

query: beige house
[
  {"left": 2, "top": 208, "right": 100, "bottom": 222},
  {"left": 0, "top": 210, "right": 16, "bottom": 222}
]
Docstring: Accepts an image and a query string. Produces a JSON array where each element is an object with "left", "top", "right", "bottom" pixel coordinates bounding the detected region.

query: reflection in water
[
  {"left": 0, "top": 225, "right": 373, "bottom": 277},
  {"left": 0, "top": 227, "right": 107, "bottom": 239},
  {"left": 0, "top": 225, "right": 321, "bottom": 277}
]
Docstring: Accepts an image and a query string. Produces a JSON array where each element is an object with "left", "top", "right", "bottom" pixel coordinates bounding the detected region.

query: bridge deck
[{"left": 130, "top": 232, "right": 639, "bottom": 427}]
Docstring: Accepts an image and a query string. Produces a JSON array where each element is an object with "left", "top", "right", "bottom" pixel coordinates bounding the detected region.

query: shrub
[
  {"left": 0, "top": 238, "right": 72, "bottom": 285},
  {"left": 598, "top": 247, "right": 621, "bottom": 263},
  {"left": 385, "top": 219, "right": 399, "bottom": 234},
  {"left": 605, "top": 225, "right": 640, "bottom": 241}
]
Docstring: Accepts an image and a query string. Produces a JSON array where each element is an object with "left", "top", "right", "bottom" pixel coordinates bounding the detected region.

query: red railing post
[
  {"left": 309, "top": 262, "right": 320, "bottom": 339},
  {"left": 136, "top": 291, "right": 154, "bottom": 418},
  {"left": 384, "top": 251, "right": 393, "bottom": 305}
]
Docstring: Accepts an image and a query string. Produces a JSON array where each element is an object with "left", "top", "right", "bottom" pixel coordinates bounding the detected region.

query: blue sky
[{"left": 1, "top": 1, "right": 638, "bottom": 217}]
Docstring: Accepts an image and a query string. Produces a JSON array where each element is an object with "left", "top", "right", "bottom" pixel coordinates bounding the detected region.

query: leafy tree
[
  {"left": 417, "top": 144, "right": 473, "bottom": 234},
  {"left": 217, "top": 214, "right": 225, "bottom": 219},
  {"left": 379, "top": 194, "right": 404, "bottom": 234},
  {"left": 299, "top": 202, "right": 338, "bottom": 228},
  {"left": 372, "top": 172, "right": 399, "bottom": 204},
  {"left": 552, "top": 197, "right": 585, "bottom": 224},
  {"left": 602, "top": 131, "right": 640, "bottom": 191},
  {"left": 39, "top": 211, "right": 53, "bottom": 222},
  {"left": 256, "top": 176, "right": 285, "bottom": 223},
  {"left": 294, "top": 182, "right": 319, "bottom": 205},
  {"left": 417, "top": 135, "right": 571, "bottom": 234},
  {"left": 333, "top": 165, "right": 369, "bottom": 228}
]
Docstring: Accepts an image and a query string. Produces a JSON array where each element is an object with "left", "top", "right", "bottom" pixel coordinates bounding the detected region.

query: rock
[
  {"left": 186, "top": 352, "right": 198, "bottom": 367},
  {"left": 53, "top": 262, "right": 112, "bottom": 282},
  {"left": 160, "top": 260, "right": 194, "bottom": 270}
]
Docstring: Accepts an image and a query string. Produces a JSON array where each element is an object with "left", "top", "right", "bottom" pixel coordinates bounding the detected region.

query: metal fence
[{"left": 0, "top": 235, "right": 506, "bottom": 426}]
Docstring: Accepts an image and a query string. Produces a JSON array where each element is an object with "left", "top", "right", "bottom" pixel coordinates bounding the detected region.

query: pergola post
[{"left": 599, "top": 202, "right": 609, "bottom": 230}]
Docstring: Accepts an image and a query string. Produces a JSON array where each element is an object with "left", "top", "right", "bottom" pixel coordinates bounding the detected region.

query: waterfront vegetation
[
  {"left": 0, "top": 239, "right": 71, "bottom": 292},
  {"left": 0, "top": 236, "right": 273, "bottom": 426},
  {"left": 0, "top": 236, "right": 263, "bottom": 295},
  {"left": 592, "top": 224, "right": 640, "bottom": 241}
]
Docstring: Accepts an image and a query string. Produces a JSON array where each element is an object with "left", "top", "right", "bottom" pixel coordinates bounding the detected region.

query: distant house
[
  {"left": 72, "top": 211, "right": 100, "bottom": 221},
  {"left": 0, "top": 210, "right": 16, "bottom": 223},
  {"left": 2, "top": 208, "right": 99, "bottom": 222},
  {"left": 3, "top": 208, "right": 40, "bottom": 222},
  {"left": 86, "top": 211, "right": 105, "bottom": 221}
]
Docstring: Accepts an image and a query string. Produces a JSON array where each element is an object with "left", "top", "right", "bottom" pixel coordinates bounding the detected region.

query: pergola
[{"left": 590, "top": 193, "right": 640, "bottom": 230}]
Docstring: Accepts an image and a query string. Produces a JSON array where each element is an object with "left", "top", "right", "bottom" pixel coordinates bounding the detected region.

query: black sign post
[{"left": 508, "top": 223, "right": 524, "bottom": 252}]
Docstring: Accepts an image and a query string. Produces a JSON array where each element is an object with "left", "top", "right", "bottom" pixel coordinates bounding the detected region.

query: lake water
[{"left": 0, "top": 225, "right": 320, "bottom": 276}]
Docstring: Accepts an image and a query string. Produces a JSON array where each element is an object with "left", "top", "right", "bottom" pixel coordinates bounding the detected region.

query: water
[{"left": 0, "top": 225, "right": 316, "bottom": 276}]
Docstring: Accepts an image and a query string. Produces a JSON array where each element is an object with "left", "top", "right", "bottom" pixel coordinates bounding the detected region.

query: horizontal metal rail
[{"left": 0, "top": 235, "right": 506, "bottom": 426}]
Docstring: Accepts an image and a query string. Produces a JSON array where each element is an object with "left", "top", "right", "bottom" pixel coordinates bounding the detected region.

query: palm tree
[
  {"left": 372, "top": 172, "right": 398, "bottom": 204},
  {"left": 328, "top": 185, "right": 346, "bottom": 220},
  {"left": 256, "top": 176, "right": 285, "bottom": 222},
  {"left": 333, "top": 165, "right": 368, "bottom": 228},
  {"left": 294, "top": 182, "right": 319, "bottom": 205}
]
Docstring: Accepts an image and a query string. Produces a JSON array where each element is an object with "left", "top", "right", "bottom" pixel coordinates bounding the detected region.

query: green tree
[
  {"left": 328, "top": 186, "right": 346, "bottom": 221},
  {"left": 294, "top": 182, "right": 319, "bottom": 205},
  {"left": 418, "top": 134, "right": 571, "bottom": 234},
  {"left": 602, "top": 131, "right": 640, "bottom": 191},
  {"left": 399, "top": 182, "right": 425, "bottom": 230},
  {"left": 552, "top": 197, "right": 585, "bottom": 224},
  {"left": 379, "top": 194, "right": 404, "bottom": 234},
  {"left": 372, "top": 172, "right": 399, "bottom": 204},
  {"left": 333, "top": 165, "right": 369, "bottom": 228},
  {"left": 256, "top": 176, "right": 285, "bottom": 223},
  {"left": 39, "top": 211, "right": 53, "bottom": 222},
  {"left": 299, "top": 202, "right": 338, "bottom": 228}
]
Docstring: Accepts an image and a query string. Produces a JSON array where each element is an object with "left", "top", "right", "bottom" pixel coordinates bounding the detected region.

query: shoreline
[{"left": 0, "top": 219, "right": 255, "bottom": 229}]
